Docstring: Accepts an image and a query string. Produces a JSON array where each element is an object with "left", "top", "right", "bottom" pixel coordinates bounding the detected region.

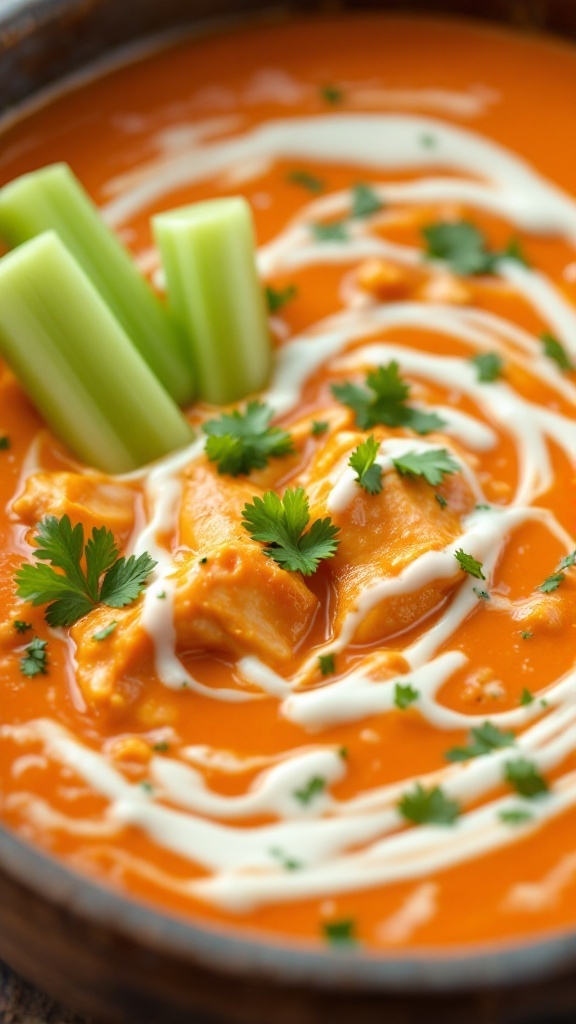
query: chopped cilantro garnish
[
  {"left": 473, "top": 587, "right": 490, "bottom": 600},
  {"left": 13, "top": 620, "right": 32, "bottom": 634},
  {"left": 499, "top": 808, "right": 534, "bottom": 825},
  {"left": 204, "top": 401, "right": 294, "bottom": 477},
  {"left": 241, "top": 487, "right": 340, "bottom": 575},
  {"left": 0, "top": 436, "right": 10, "bottom": 450},
  {"left": 311, "top": 220, "right": 349, "bottom": 242},
  {"left": 349, "top": 435, "right": 383, "bottom": 495},
  {"left": 505, "top": 758, "right": 548, "bottom": 798},
  {"left": 265, "top": 284, "right": 297, "bottom": 314},
  {"left": 270, "top": 847, "right": 301, "bottom": 871},
  {"left": 320, "top": 83, "right": 343, "bottom": 104},
  {"left": 558, "top": 551, "right": 576, "bottom": 570},
  {"left": 520, "top": 688, "right": 534, "bottom": 706},
  {"left": 470, "top": 352, "right": 503, "bottom": 383},
  {"left": 455, "top": 549, "right": 485, "bottom": 580},
  {"left": 501, "top": 237, "right": 530, "bottom": 267},
  {"left": 420, "top": 133, "right": 437, "bottom": 149},
  {"left": 92, "top": 621, "right": 118, "bottom": 641},
  {"left": 318, "top": 653, "right": 336, "bottom": 676},
  {"left": 350, "top": 183, "right": 382, "bottom": 219},
  {"left": 332, "top": 361, "right": 445, "bottom": 435},
  {"left": 538, "top": 572, "right": 565, "bottom": 593},
  {"left": 445, "top": 722, "right": 515, "bottom": 763},
  {"left": 311, "top": 420, "right": 329, "bottom": 437},
  {"left": 394, "top": 682, "right": 419, "bottom": 710},
  {"left": 20, "top": 637, "right": 48, "bottom": 678},
  {"left": 392, "top": 448, "right": 459, "bottom": 487},
  {"left": 294, "top": 776, "right": 326, "bottom": 805},
  {"left": 435, "top": 493, "right": 448, "bottom": 510},
  {"left": 541, "top": 331, "right": 573, "bottom": 372},
  {"left": 287, "top": 170, "right": 325, "bottom": 193},
  {"left": 140, "top": 781, "right": 154, "bottom": 794},
  {"left": 322, "top": 918, "right": 356, "bottom": 945},
  {"left": 422, "top": 220, "right": 529, "bottom": 276},
  {"left": 520, "top": 630, "right": 533, "bottom": 640},
  {"left": 398, "top": 783, "right": 460, "bottom": 825},
  {"left": 15, "top": 515, "right": 157, "bottom": 629},
  {"left": 152, "top": 742, "right": 170, "bottom": 753}
]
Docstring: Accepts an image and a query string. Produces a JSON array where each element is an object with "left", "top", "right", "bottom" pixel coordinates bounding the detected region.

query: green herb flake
[
  {"left": 398, "top": 783, "right": 460, "bottom": 825},
  {"left": 505, "top": 758, "right": 549, "bottom": 799},
  {"left": 311, "top": 420, "right": 329, "bottom": 437},
  {"left": 20, "top": 637, "right": 48, "bottom": 678},
  {"left": 537, "top": 572, "right": 565, "bottom": 594},
  {"left": 241, "top": 487, "right": 340, "bottom": 576},
  {"left": 311, "top": 220, "right": 349, "bottom": 243},
  {"left": 322, "top": 918, "right": 357, "bottom": 945},
  {"left": 287, "top": 170, "right": 325, "bottom": 193},
  {"left": 199, "top": 557, "right": 208, "bottom": 565},
  {"left": 294, "top": 775, "right": 326, "bottom": 805},
  {"left": 392, "top": 448, "right": 459, "bottom": 487},
  {"left": 320, "top": 83, "right": 343, "bottom": 104},
  {"left": 499, "top": 808, "right": 534, "bottom": 826},
  {"left": 445, "top": 721, "right": 515, "bottom": 763},
  {"left": 435, "top": 493, "right": 448, "bottom": 510},
  {"left": 470, "top": 352, "right": 504, "bottom": 383},
  {"left": 204, "top": 401, "right": 294, "bottom": 477},
  {"left": 270, "top": 847, "right": 302, "bottom": 871},
  {"left": 473, "top": 587, "right": 490, "bottom": 601},
  {"left": 332, "top": 361, "right": 445, "bottom": 435},
  {"left": 541, "top": 331, "right": 574, "bottom": 373},
  {"left": 349, "top": 435, "right": 383, "bottom": 495},
  {"left": 15, "top": 515, "right": 157, "bottom": 629},
  {"left": 152, "top": 742, "right": 170, "bottom": 753},
  {"left": 0, "top": 435, "right": 10, "bottom": 450},
  {"left": 422, "top": 220, "right": 529, "bottom": 277},
  {"left": 13, "top": 620, "right": 32, "bottom": 634},
  {"left": 394, "top": 682, "right": 419, "bottom": 710},
  {"left": 92, "top": 621, "right": 118, "bottom": 641},
  {"left": 420, "top": 133, "right": 437, "bottom": 149},
  {"left": 140, "top": 781, "right": 154, "bottom": 795},
  {"left": 558, "top": 550, "right": 576, "bottom": 570},
  {"left": 455, "top": 549, "right": 485, "bottom": 580},
  {"left": 520, "top": 630, "right": 533, "bottom": 640},
  {"left": 350, "top": 183, "right": 382, "bottom": 219},
  {"left": 520, "top": 688, "right": 534, "bottom": 706},
  {"left": 319, "top": 653, "right": 336, "bottom": 676},
  {"left": 265, "top": 283, "right": 298, "bottom": 314}
]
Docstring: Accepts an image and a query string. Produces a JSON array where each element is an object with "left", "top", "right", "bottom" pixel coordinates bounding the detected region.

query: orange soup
[{"left": 1, "top": 13, "right": 576, "bottom": 952}]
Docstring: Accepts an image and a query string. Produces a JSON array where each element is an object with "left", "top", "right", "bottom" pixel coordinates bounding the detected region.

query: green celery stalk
[
  {"left": 153, "top": 197, "right": 272, "bottom": 405},
  {"left": 0, "top": 163, "right": 195, "bottom": 405},
  {"left": 0, "top": 231, "right": 193, "bottom": 474}
]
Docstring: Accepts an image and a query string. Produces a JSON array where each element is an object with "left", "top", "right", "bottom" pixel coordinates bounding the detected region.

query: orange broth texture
[{"left": 2, "top": 14, "right": 576, "bottom": 952}]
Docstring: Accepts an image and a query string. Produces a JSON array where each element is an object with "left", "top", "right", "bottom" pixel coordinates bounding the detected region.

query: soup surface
[{"left": 1, "top": 13, "right": 576, "bottom": 952}]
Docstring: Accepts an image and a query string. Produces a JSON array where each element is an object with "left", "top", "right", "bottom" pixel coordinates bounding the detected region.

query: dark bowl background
[{"left": 1, "top": 2, "right": 576, "bottom": 1022}]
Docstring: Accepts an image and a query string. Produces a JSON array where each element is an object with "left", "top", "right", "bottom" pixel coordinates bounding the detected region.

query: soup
[{"left": 1, "top": 13, "right": 576, "bottom": 952}]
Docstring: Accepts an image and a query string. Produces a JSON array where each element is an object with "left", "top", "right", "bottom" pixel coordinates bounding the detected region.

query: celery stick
[
  {"left": 0, "top": 163, "right": 195, "bottom": 405},
  {"left": 153, "top": 197, "right": 272, "bottom": 405},
  {"left": 0, "top": 232, "right": 193, "bottom": 474}
]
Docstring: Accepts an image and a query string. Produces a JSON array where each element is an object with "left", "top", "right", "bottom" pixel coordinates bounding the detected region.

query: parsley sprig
[
  {"left": 349, "top": 436, "right": 382, "bottom": 494},
  {"left": 470, "top": 352, "right": 503, "bottom": 383},
  {"left": 393, "top": 448, "right": 459, "bottom": 487},
  {"left": 203, "top": 401, "right": 294, "bottom": 477},
  {"left": 332, "top": 362, "right": 444, "bottom": 435},
  {"left": 445, "top": 722, "right": 515, "bottom": 763},
  {"left": 505, "top": 758, "right": 548, "bottom": 798},
  {"left": 20, "top": 637, "right": 48, "bottom": 678},
  {"left": 422, "top": 221, "right": 529, "bottom": 276},
  {"left": 398, "top": 783, "right": 460, "bottom": 825},
  {"left": 241, "top": 487, "right": 340, "bottom": 575},
  {"left": 455, "top": 549, "right": 485, "bottom": 580},
  {"left": 16, "top": 515, "right": 157, "bottom": 629}
]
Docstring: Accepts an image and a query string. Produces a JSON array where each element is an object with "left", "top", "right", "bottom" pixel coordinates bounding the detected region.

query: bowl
[{"left": 1, "top": 2, "right": 576, "bottom": 1022}]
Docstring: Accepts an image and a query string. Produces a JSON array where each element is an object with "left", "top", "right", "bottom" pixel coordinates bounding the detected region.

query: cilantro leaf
[
  {"left": 422, "top": 221, "right": 530, "bottom": 277},
  {"left": 470, "top": 352, "right": 503, "bottom": 383},
  {"left": 558, "top": 550, "right": 576, "bottom": 570},
  {"left": 435, "top": 493, "right": 448, "bottom": 510},
  {"left": 320, "top": 83, "right": 343, "bottom": 104},
  {"left": 311, "top": 420, "right": 329, "bottom": 437},
  {"left": 499, "top": 808, "right": 533, "bottom": 826},
  {"left": 92, "top": 621, "right": 118, "bottom": 641},
  {"left": 520, "top": 688, "right": 534, "bottom": 706},
  {"left": 270, "top": 847, "right": 302, "bottom": 871},
  {"left": 294, "top": 776, "right": 326, "bottom": 805},
  {"left": 541, "top": 331, "right": 573, "bottom": 372},
  {"left": 394, "top": 682, "right": 419, "bottom": 710},
  {"left": 445, "top": 722, "right": 515, "bottom": 763},
  {"left": 455, "top": 549, "right": 485, "bottom": 580},
  {"left": 13, "top": 620, "right": 32, "bottom": 634},
  {"left": 241, "top": 487, "right": 340, "bottom": 575},
  {"left": 332, "top": 362, "right": 445, "bottom": 435},
  {"left": 265, "top": 284, "right": 297, "bottom": 314},
  {"left": 15, "top": 515, "right": 157, "bottom": 628},
  {"left": 505, "top": 758, "right": 549, "bottom": 798},
  {"left": 538, "top": 572, "right": 565, "bottom": 593},
  {"left": 349, "top": 436, "right": 383, "bottom": 495},
  {"left": 351, "top": 183, "right": 382, "bottom": 219},
  {"left": 20, "top": 637, "right": 48, "bottom": 678},
  {"left": 398, "top": 783, "right": 460, "bottom": 825},
  {"left": 311, "top": 221, "right": 349, "bottom": 242},
  {"left": 318, "top": 653, "right": 336, "bottom": 676},
  {"left": 0, "top": 436, "right": 10, "bottom": 450},
  {"left": 287, "top": 170, "right": 325, "bottom": 193},
  {"left": 322, "top": 919, "right": 356, "bottom": 945},
  {"left": 392, "top": 448, "right": 459, "bottom": 487},
  {"left": 204, "top": 401, "right": 294, "bottom": 476}
]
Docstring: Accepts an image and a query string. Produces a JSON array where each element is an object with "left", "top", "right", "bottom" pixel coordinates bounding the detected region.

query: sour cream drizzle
[{"left": 13, "top": 109, "right": 576, "bottom": 916}]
